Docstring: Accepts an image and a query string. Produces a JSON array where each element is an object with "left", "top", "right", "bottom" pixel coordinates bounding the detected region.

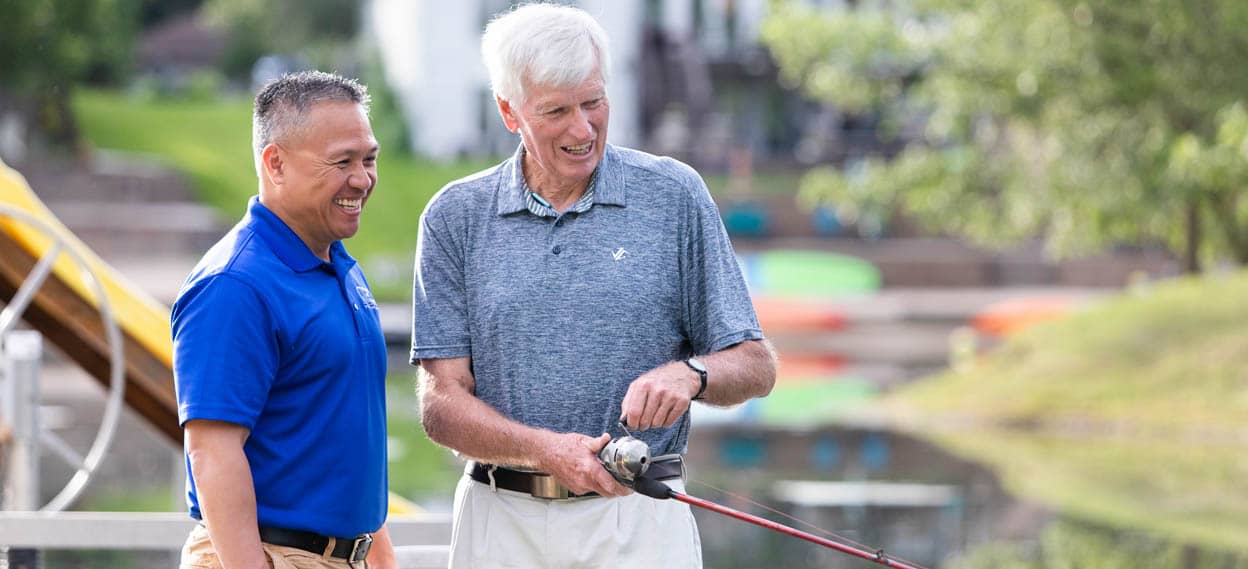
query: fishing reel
[{"left": 597, "top": 435, "right": 651, "bottom": 486}]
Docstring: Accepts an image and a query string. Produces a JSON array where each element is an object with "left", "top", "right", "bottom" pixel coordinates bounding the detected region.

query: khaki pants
[
  {"left": 448, "top": 476, "right": 703, "bottom": 569},
  {"left": 180, "top": 524, "right": 367, "bottom": 569}
]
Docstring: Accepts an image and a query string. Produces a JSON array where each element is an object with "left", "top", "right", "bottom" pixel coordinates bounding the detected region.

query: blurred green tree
[
  {"left": 203, "top": 0, "right": 362, "bottom": 79},
  {"left": 0, "top": 0, "right": 139, "bottom": 148},
  {"left": 762, "top": 0, "right": 1248, "bottom": 271},
  {"left": 139, "top": 0, "right": 204, "bottom": 26},
  {"left": 203, "top": 0, "right": 407, "bottom": 153}
]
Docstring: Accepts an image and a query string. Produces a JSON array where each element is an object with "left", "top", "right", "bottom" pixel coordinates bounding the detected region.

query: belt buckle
[
  {"left": 348, "top": 534, "right": 373, "bottom": 563},
  {"left": 531, "top": 475, "right": 571, "bottom": 500}
]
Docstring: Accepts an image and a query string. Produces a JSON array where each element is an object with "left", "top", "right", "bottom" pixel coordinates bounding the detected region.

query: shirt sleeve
[
  {"left": 681, "top": 174, "right": 765, "bottom": 355},
  {"left": 172, "top": 274, "right": 278, "bottom": 429},
  {"left": 411, "top": 202, "right": 472, "bottom": 363}
]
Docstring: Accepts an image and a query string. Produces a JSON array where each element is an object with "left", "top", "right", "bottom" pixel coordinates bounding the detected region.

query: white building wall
[
  {"left": 738, "top": 0, "right": 769, "bottom": 44},
  {"left": 370, "top": 0, "right": 484, "bottom": 160},
  {"left": 661, "top": 0, "right": 694, "bottom": 37}
]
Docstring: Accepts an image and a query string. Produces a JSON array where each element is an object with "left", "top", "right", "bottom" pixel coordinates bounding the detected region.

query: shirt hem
[
  {"left": 410, "top": 346, "right": 472, "bottom": 364},
  {"left": 704, "top": 329, "right": 765, "bottom": 355},
  {"left": 179, "top": 405, "right": 258, "bottom": 429}
]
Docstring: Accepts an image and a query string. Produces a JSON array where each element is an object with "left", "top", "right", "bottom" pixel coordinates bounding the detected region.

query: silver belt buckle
[
  {"left": 348, "top": 534, "right": 373, "bottom": 563},
  {"left": 531, "top": 474, "right": 572, "bottom": 499}
]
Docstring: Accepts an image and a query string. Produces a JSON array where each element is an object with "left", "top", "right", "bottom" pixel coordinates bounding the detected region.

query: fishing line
[
  {"left": 691, "top": 479, "right": 882, "bottom": 550},
  {"left": 687, "top": 478, "right": 931, "bottom": 569}
]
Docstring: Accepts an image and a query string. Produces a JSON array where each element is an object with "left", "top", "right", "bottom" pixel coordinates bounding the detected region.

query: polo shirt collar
[
  {"left": 246, "top": 196, "right": 353, "bottom": 272},
  {"left": 496, "top": 145, "right": 529, "bottom": 216},
  {"left": 495, "top": 143, "right": 626, "bottom": 216},
  {"left": 594, "top": 145, "right": 625, "bottom": 207}
]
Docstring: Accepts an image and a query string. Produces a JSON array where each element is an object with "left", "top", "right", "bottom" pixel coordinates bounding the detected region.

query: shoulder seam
[{"left": 613, "top": 149, "right": 703, "bottom": 197}]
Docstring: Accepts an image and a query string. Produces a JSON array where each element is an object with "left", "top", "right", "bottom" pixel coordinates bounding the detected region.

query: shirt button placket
[{"left": 551, "top": 215, "right": 565, "bottom": 256}]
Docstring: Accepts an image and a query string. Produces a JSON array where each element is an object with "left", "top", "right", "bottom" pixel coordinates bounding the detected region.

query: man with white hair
[{"left": 412, "top": 3, "right": 776, "bottom": 568}]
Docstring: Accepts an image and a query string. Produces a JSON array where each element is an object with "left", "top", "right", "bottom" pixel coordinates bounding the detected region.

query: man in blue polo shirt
[
  {"left": 173, "top": 71, "right": 396, "bottom": 569},
  {"left": 411, "top": 4, "right": 777, "bottom": 568}
]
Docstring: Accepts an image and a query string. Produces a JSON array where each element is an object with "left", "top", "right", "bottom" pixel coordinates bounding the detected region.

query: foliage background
[{"left": 762, "top": 0, "right": 1248, "bottom": 271}]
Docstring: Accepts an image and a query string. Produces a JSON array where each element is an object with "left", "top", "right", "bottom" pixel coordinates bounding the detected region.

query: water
[
  {"left": 683, "top": 425, "right": 1248, "bottom": 568},
  {"left": 685, "top": 425, "right": 1011, "bottom": 568}
]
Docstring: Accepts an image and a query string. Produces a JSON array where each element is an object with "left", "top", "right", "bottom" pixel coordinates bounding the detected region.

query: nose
[
  {"left": 347, "top": 160, "right": 374, "bottom": 191},
  {"left": 569, "top": 107, "right": 594, "bottom": 140}
]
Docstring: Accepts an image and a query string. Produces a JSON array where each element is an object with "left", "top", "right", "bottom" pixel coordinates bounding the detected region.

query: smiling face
[
  {"left": 498, "top": 71, "right": 609, "bottom": 196},
  {"left": 259, "top": 99, "right": 379, "bottom": 259}
]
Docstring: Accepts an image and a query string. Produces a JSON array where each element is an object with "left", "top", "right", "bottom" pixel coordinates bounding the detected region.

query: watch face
[{"left": 686, "top": 357, "right": 707, "bottom": 373}]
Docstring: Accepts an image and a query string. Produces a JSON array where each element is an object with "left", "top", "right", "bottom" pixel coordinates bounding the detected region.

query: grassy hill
[
  {"left": 892, "top": 271, "right": 1248, "bottom": 434},
  {"left": 886, "top": 271, "right": 1248, "bottom": 551}
]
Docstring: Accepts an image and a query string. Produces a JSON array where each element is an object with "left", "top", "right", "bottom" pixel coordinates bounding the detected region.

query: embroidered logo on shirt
[
  {"left": 612, "top": 247, "right": 628, "bottom": 261},
  {"left": 356, "top": 285, "right": 379, "bottom": 309}
]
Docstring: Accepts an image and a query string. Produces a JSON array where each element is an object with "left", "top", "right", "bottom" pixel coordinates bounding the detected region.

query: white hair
[{"left": 481, "top": 2, "right": 611, "bottom": 104}]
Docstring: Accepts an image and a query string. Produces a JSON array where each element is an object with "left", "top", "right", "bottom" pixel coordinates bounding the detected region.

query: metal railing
[{"left": 0, "top": 512, "right": 451, "bottom": 569}]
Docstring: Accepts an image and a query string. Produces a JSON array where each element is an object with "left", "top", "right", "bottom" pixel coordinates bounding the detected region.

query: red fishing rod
[
  {"left": 632, "top": 476, "right": 926, "bottom": 569},
  {"left": 599, "top": 432, "right": 928, "bottom": 569}
]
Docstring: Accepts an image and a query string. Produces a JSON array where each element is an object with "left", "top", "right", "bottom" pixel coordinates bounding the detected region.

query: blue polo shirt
[
  {"left": 172, "top": 197, "right": 387, "bottom": 537},
  {"left": 411, "top": 144, "right": 764, "bottom": 455}
]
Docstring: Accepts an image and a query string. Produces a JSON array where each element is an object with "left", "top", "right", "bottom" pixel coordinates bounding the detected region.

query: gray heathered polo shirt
[{"left": 411, "top": 144, "right": 764, "bottom": 455}]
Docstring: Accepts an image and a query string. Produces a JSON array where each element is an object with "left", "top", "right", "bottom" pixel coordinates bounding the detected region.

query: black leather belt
[
  {"left": 467, "top": 455, "right": 684, "bottom": 500},
  {"left": 258, "top": 526, "right": 372, "bottom": 563}
]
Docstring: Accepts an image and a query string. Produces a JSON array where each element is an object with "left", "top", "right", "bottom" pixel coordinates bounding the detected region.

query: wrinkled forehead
[{"left": 520, "top": 69, "right": 607, "bottom": 106}]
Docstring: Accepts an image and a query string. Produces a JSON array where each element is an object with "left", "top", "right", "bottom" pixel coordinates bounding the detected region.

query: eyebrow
[
  {"left": 326, "top": 144, "right": 380, "bottom": 158},
  {"left": 537, "top": 93, "right": 605, "bottom": 112}
]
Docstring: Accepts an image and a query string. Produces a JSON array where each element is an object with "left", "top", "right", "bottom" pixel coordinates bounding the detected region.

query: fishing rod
[
  {"left": 599, "top": 433, "right": 927, "bottom": 569},
  {"left": 633, "top": 475, "right": 924, "bottom": 569}
]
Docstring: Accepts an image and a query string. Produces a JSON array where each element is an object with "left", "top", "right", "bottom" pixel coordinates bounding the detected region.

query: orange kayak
[
  {"left": 754, "top": 297, "right": 847, "bottom": 333},
  {"left": 971, "top": 296, "right": 1074, "bottom": 338}
]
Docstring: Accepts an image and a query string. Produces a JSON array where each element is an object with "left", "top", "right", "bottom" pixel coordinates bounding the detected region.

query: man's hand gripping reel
[
  {"left": 596, "top": 426, "right": 675, "bottom": 499},
  {"left": 597, "top": 435, "right": 650, "bottom": 483}
]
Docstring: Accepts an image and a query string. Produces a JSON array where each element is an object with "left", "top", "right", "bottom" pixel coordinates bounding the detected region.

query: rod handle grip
[{"left": 633, "top": 476, "right": 675, "bottom": 500}]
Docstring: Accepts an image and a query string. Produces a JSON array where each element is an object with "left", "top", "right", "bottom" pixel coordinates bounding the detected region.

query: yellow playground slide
[{"left": 0, "top": 160, "right": 174, "bottom": 360}]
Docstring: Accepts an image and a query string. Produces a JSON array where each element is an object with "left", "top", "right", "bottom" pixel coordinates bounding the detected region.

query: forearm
[
  {"left": 698, "top": 339, "right": 777, "bottom": 406},
  {"left": 419, "top": 366, "right": 558, "bottom": 469},
  {"left": 366, "top": 524, "right": 398, "bottom": 569},
  {"left": 188, "top": 442, "right": 266, "bottom": 569},
  {"left": 419, "top": 359, "right": 626, "bottom": 496}
]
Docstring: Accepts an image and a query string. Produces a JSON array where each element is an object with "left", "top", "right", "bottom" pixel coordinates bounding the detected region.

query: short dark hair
[{"left": 251, "top": 71, "right": 371, "bottom": 172}]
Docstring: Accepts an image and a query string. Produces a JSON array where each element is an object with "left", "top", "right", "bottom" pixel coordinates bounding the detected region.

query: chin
[{"left": 565, "top": 163, "right": 599, "bottom": 180}]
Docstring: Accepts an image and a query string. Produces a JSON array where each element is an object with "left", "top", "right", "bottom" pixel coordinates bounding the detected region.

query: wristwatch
[{"left": 684, "top": 357, "right": 708, "bottom": 401}]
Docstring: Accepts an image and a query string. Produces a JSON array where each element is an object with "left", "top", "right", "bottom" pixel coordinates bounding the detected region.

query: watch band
[{"left": 684, "top": 358, "right": 708, "bottom": 401}]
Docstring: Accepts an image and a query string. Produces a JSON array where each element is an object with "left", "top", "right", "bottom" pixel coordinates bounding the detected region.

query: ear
[
  {"left": 261, "top": 143, "right": 285, "bottom": 186},
  {"left": 497, "top": 95, "right": 521, "bottom": 133}
]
